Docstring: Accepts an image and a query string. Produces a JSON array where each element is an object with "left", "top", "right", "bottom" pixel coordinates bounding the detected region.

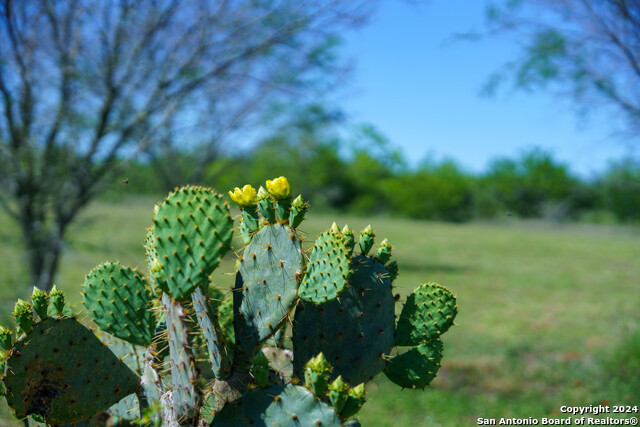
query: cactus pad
[
  {"left": 384, "top": 339, "right": 443, "bottom": 389},
  {"left": 395, "top": 282, "right": 458, "bottom": 346},
  {"left": 293, "top": 254, "right": 396, "bottom": 385},
  {"left": 298, "top": 229, "right": 351, "bottom": 303},
  {"left": 83, "top": 262, "right": 156, "bottom": 346},
  {"left": 2, "top": 317, "right": 139, "bottom": 424},
  {"left": 153, "top": 186, "right": 233, "bottom": 300},
  {"left": 192, "top": 285, "right": 230, "bottom": 379},
  {"left": 211, "top": 383, "right": 342, "bottom": 426},
  {"left": 162, "top": 293, "right": 200, "bottom": 420},
  {"left": 233, "top": 223, "right": 304, "bottom": 369}
]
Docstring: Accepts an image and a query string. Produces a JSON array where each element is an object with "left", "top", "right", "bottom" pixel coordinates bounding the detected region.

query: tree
[
  {"left": 483, "top": 0, "right": 640, "bottom": 137},
  {"left": 481, "top": 147, "right": 578, "bottom": 218},
  {"left": 0, "top": 0, "right": 375, "bottom": 291}
]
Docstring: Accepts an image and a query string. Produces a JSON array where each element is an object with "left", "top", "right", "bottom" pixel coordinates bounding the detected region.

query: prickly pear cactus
[{"left": 0, "top": 179, "right": 459, "bottom": 426}]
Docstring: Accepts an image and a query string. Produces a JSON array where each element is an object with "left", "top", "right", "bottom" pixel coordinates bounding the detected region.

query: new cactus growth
[
  {"left": 376, "top": 238, "right": 393, "bottom": 264},
  {"left": 0, "top": 178, "right": 458, "bottom": 425},
  {"left": 30, "top": 287, "right": 49, "bottom": 320},
  {"left": 342, "top": 224, "right": 356, "bottom": 257},
  {"left": 49, "top": 285, "right": 65, "bottom": 316},
  {"left": 358, "top": 225, "right": 375, "bottom": 255},
  {"left": 304, "top": 352, "right": 333, "bottom": 396},
  {"left": 327, "top": 375, "right": 350, "bottom": 413},
  {"left": 289, "top": 195, "right": 308, "bottom": 228},
  {"left": 0, "top": 326, "right": 12, "bottom": 351},
  {"left": 13, "top": 299, "right": 33, "bottom": 335}
]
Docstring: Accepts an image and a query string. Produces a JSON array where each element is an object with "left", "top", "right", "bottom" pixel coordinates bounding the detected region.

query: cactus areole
[{"left": 0, "top": 178, "right": 458, "bottom": 426}]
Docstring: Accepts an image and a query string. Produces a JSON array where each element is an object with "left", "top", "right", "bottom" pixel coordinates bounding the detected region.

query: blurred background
[{"left": 1, "top": 0, "right": 638, "bottom": 425}]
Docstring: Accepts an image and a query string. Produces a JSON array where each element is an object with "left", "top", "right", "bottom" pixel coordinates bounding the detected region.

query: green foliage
[
  {"left": 596, "top": 158, "right": 640, "bottom": 222},
  {"left": 480, "top": 148, "right": 579, "bottom": 218},
  {"left": 385, "top": 160, "right": 475, "bottom": 222}
]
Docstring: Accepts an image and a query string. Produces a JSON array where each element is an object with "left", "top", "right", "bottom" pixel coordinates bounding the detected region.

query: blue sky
[{"left": 338, "top": 0, "right": 636, "bottom": 178}]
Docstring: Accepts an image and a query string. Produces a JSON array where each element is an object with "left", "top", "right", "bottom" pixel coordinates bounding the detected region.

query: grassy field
[{"left": 1, "top": 196, "right": 639, "bottom": 426}]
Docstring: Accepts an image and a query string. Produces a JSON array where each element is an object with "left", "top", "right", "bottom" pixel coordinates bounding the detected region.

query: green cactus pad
[
  {"left": 233, "top": 223, "right": 304, "bottom": 370},
  {"left": 99, "top": 332, "right": 160, "bottom": 424},
  {"left": 153, "top": 186, "right": 233, "bottom": 300},
  {"left": 2, "top": 317, "right": 139, "bottom": 425},
  {"left": 384, "top": 339, "right": 444, "bottom": 389},
  {"left": 144, "top": 228, "right": 161, "bottom": 295},
  {"left": 293, "top": 254, "right": 396, "bottom": 385},
  {"left": 162, "top": 293, "right": 200, "bottom": 420},
  {"left": 218, "top": 297, "right": 235, "bottom": 349},
  {"left": 251, "top": 351, "right": 270, "bottom": 388},
  {"left": 211, "top": 383, "right": 342, "bottom": 426},
  {"left": 395, "top": 282, "right": 458, "bottom": 346},
  {"left": 386, "top": 260, "right": 399, "bottom": 282},
  {"left": 192, "top": 285, "right": 230, "bottom": 380},
  {"left": 83, "top": 262, "right": 156, "bottom": 346},
  {"left": 298, "top": 229, "right": 351, "bottom": 303}
]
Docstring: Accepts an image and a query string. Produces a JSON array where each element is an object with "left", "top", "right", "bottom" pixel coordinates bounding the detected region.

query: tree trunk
[{"left": 21, "top": 221, "right": 65, "bottom": 292}]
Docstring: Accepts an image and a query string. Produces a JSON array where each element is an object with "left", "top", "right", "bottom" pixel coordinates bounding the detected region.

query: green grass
[{"left": 1, "top": 197, "right": 639, "bottom": 425}]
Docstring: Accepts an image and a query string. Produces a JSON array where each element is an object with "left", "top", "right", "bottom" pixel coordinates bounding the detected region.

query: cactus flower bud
[
  {"left": 305, "top": 352, "right": 333, "bottom": 396},
  {"left": 349, "top": 383, "right": 365, "bottom": 399},
  {"left": 377, "top": 238, "right": 393, "bottom": 264},
  {"left": 49, "top": 284, "right": 65, "bottom": 316},
  {"left": 0, "top": 326, "right": 13, "bottom": 351},
  {"left": 341, "top": 224, "right": 355, "bottom": 256},
  {"left": 305, "top": 352, "right": 332, "bottom": 373},
  {"left": 289, "top": 195, "right": 308, "bottom": 228},
  {"left": 151, "top": 258, "right": 163, "bottom": 274},
  {"left": 358, "top": 225, "right": 375, "bottom": 255},
  {"left": 330, "top": 222, "right": 341, "bottom": 234},
  {"left": 291, "top": 195, "right": 305, "bottom": 208},
  {"left": 342, "top": 383, "right": 367, "bottom": 418},
  {"left": 257, "top": 186, "right": 276, "bottom": 223},
  {"left": 327, "top": 375, "right": 349, "bottom": 413},
  {"left": 257, "top": 186, "right": 270, "bottom": 200},
  {"left": 13, "top": 299, "right": 33, "bottom": 335},
  {"left": 228, "top": 184, "right": 258, "bottom": 208},
  {"left": 265, "top": 176, "right": 290, "bottom": 199},
  {"left": 31, "top": 287, "right": 50, "bottom": 320}
]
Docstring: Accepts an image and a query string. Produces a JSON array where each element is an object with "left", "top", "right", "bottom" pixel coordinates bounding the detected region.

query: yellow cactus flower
[
  {"left": 266, "top": 176, "right": 290, "bottom": 199},
  {"left": 228, "top": 184, "right": 258, "bottom": 208}
]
